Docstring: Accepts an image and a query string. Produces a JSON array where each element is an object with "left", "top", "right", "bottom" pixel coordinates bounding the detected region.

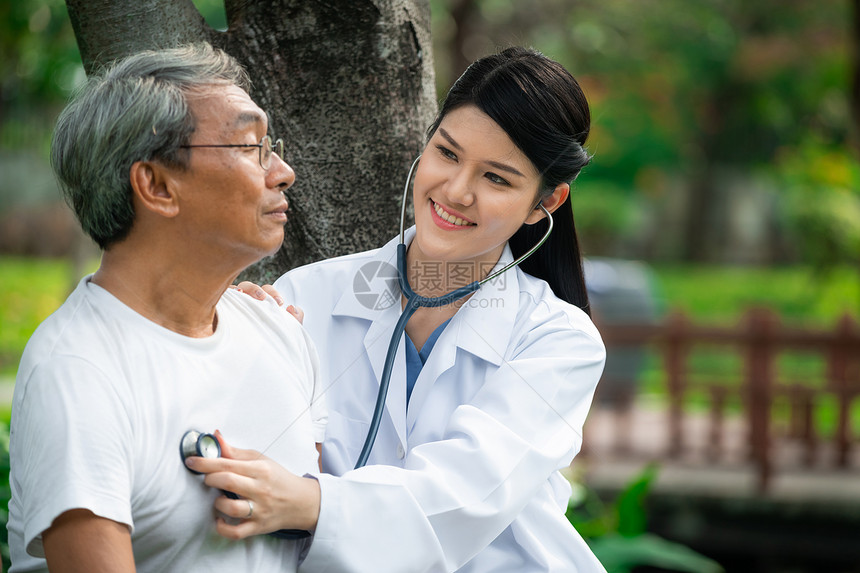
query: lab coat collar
[
  {"left": 331, "top": 227, "right": 519, "bottom": 366},
  {"left": 331, "top": 231, "right": 405, "bottom": 322},
  {"left": 405, "top": 242, "right": 520, "bottom": 431},
  {"left": 445, "top": 245, "right": 518, "bottom": 367},
  {"left": 329, "top": 228, "right": 520, "bottom": 445}
]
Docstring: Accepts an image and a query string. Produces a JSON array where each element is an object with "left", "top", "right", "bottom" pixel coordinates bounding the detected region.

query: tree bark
[
  {"left": 66, "top": 0, "right": 211, "bottom": 74},
  {"left": 65, "top": 0, "right": 436, "bottom": 282}
]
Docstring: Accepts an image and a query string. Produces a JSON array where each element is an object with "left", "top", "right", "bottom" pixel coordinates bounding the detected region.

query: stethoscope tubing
[{"left": 354, "top": 156, "right": 554, "bottom": 469}]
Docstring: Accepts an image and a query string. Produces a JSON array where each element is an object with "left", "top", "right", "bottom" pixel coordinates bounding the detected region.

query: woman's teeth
[{"left": 434, "top": 202, "right": 474, "bottom": 226}]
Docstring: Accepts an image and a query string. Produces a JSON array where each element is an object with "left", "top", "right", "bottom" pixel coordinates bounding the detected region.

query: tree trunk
[
  {"left": 66, "top": 0, "right": 211, "bottom": 73},
  {"left": 65, "top": 0, "right": 437, "bottom": 282}
]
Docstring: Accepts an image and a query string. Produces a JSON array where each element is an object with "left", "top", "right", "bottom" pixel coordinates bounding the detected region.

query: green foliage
[
  {"left": 573, "top": 179, "right": 639, "bottom": 254},
  {"left": 0, "top": 421, "right": 10, "bottom": 572},
  {"left": 567, "top": 464, "right": 724, "bottom": 573},
  {"left": 770, "top": 140, "right": 860, "bottom": 268},
  {"left": 613, "top": 463, "right": 656, "bottom": 537},
  {"left": 590, "top": 533, "right": 724, "bottom": 573},
  {"left": 191, "top": 0, "right": 228, "bottom": 31},
  {"left": 0, "top": 257, "right": 81, "bottom": 377},
  {"left": 652, "top": 264, "right": 860, "bottom": 326},
  {"left": 0, "top": 0, "right": 83, "bottom": 152}
]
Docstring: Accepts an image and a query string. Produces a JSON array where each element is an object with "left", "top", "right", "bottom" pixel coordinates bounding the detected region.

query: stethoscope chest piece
[
  {"left": 178, "top": 429, "right": 312, "bottom": 540},
  {"left": 180, "top": 430, "right": 221, "bottom": 475}
]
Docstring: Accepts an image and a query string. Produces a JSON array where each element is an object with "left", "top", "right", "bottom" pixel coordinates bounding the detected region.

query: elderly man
[{"left": 7, "top": 44, "right": 326, "bottom": 572}]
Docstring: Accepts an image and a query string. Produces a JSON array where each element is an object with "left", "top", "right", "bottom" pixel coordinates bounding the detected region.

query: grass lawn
[
  {"left": 0, "top": 257, "right": 90, "bottom": 378},
  {"left": 652, "top": 264, "right": 860, "bottom": 326}
]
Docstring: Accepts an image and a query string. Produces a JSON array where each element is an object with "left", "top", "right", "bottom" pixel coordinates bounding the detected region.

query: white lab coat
[{"left": 276, "top": 229, "right": 606, "bottom": 573}]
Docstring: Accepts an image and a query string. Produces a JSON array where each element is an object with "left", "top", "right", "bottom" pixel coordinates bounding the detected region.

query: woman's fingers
[
  {"left": 213, "top": 430, "right": 260, "bottom": 461},
  {"left": 202, "top": 466, "right": 258, "bottom": 498},
  {"left": 260, "top": 285, "right": 284, "bottom": 306},
  {"left": 185, "top": 430, "right": 320, "bottom": 535},
  {"left": 184, "top": 433, "right": 263, "bottom": 475},
  {"left": 214, "top": 494, "right": 256, "bottom": 520},
  {"left": 286, "top": 304, "right": 304, "bottom": 323},
  {"left": 214, "top": 515, "right": 259, "bottom": 541},
  {"left": 235, "top": 281, "right": 268, "bottom": 300},
  {"left": 234, "top": 281, "right": 288, "bottom": 308}
]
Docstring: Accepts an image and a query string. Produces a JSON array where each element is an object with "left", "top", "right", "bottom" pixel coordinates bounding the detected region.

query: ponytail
[{"left": 509, "top": 193, "right": 590, "bottom": 314}]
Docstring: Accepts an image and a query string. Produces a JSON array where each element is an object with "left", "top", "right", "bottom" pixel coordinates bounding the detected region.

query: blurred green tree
[
  {"left": 5, "top": 0, "right": 858, "bottom": 267},
  {"left": 773, "top": 140, "right": 860, "bottom": 269},
  {"left": 431, "top": 0, "right": 854, "bottom": 262},
  {"left": 0, "top": 0, "right": 81, "bottom": 152}
]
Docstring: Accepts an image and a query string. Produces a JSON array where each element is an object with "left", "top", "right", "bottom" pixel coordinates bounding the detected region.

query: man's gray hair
[{"left": 51, "top": 43, "right": 251, "bottom": 249}]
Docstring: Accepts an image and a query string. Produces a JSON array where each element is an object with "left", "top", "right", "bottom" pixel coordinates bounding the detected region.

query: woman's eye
[
  {"left": 486, "top": 172, "right": 510, "bottom": 186},
  {"left": 436, "top": 145, "right": 457, "bottom": 161}
]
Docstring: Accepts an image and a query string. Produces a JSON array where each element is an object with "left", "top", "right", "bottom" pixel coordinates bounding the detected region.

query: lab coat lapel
[
  {"left": 405, "top": 245, "right": 520, "bottom": 431},
  {"left": 452, "top": 243, "right": 519, "bottom": 365},
  {"left": 331, "top": 231, "right": 413, "bottom": 450},
  {"left": 363, "top": 302, "right": 408, "bottom": 449}
]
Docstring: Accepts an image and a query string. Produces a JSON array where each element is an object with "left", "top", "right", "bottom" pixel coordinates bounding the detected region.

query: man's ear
[
  {"left": 129, "top": 161, "right": 180, "bottom": 218},
  {"left": 525, "top": 182, "right": 570, "bottom": 225}
]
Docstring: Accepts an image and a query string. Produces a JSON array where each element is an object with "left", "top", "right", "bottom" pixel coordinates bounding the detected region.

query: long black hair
[{"left": 427, "top": 47, "right": 592, "bottom": 314}]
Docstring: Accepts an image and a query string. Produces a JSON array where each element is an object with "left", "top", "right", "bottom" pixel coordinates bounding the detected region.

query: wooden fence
[{"left": 591, "top": 308, "right": 860, "bottom": 492}]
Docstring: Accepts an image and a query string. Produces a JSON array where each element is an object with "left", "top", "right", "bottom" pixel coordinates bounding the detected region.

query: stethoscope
[
  {"left": 180, "top": 429, "right": 310, "bottom": 539},
  {"left": 353, "top": 156, "right": 554, "bottom": 469}
]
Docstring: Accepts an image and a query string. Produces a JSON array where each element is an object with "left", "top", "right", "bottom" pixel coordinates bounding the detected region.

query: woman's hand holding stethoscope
[
  {"left": 233, "top": 281, "right": 304, "bottom": 324},
  {"left": 184, "top": 430, "right": 321, "bottom": 540}
]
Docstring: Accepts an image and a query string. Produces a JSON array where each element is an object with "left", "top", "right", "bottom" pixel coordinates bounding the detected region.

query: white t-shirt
[{"left": 8, "top": 277, "right": 327, "bottom": 573}]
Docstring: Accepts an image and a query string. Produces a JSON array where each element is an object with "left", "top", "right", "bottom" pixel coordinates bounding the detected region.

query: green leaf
[
  {"left": 590, "top": 533, "right": 724, "bottom": 573},
  {"left": 614, "top": 462, "right": 658, "bottom": 536}
]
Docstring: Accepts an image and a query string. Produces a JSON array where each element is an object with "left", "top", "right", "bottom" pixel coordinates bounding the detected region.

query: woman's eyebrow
[
  {"left": 486, "top": 160, "right": 524, "bottom": 178},
  {"left": 438, "top": 128, "right": 463, "bottom": 151},
  {"left": 438, "top": 127, "right": 525, "bottom": 177}
]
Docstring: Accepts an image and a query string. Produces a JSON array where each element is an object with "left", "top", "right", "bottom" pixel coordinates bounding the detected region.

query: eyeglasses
[{"left": 180, "top": 135, "right": 285, "bottom": 170}]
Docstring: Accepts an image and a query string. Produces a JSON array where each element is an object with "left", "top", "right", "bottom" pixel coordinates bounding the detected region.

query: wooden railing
[{"left": 590, "top": 308, "right": 860, "bottom": 492}]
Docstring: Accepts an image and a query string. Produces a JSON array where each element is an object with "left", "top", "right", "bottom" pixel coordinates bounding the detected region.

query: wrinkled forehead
[{"left": 185, "top": 83, "right": 268, "bottom": 135}]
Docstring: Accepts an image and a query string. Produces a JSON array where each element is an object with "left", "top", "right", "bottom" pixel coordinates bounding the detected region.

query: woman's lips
[{"left": 431, "top": 200, "right": 476, "bottom": 227}]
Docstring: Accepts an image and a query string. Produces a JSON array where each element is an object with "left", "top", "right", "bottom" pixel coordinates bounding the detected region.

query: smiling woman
[
  {"left": 409, "top": 105, "right": 564, "bottom": 294},
  {"left": 197, "top": 47, "right": 607, "bottom": 573}
]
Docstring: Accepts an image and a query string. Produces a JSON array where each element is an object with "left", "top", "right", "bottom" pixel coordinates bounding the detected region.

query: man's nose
[{"left": 268, "top": 153, "right": 296, "bottom": 191}]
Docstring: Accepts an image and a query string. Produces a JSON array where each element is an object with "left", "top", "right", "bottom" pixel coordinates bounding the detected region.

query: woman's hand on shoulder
[{"left": 234, "top": 281, "right": 304, "bottom": 323}]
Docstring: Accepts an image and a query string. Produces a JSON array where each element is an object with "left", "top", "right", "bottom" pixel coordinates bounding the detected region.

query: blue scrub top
[{"left": 405, "top": 319, "right": 451, "bottom": 406}]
